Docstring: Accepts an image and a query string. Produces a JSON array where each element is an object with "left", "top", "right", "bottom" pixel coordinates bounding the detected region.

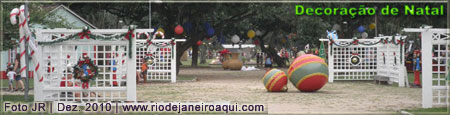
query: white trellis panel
[
  {"left": 33, "top": 28, "right": 150, "bottom": 102},
  {"left": 321, "top": 39, "right": 380, "bottom": 81},
  {"left": 376, "top": 36, "right": 406, "bottom": 87},
  {"left": 404, "top": 27, "right": 450, "bottom": 108},
  {"left": 136, "top": 39, "right": 185, "bottom": 83},
  {"left": 320, "top": 38, "right": 405, "bottom": 87}
]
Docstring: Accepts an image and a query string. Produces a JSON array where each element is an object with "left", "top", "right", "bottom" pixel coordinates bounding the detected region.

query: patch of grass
[
  {"left": 405, "top": 107, "right": 449, "bottom": 114},
  {"left": 177, "top": 75, "right": 196, "bottom": 81},
  {"left": 1, "top": 95, "right": 34, "bottom": 102},
  {"left": 0, "top": 79, "right": 34, "bottom": 89},
  {"left": 181, "top": 59, "right": 214, "bottom": 67}
]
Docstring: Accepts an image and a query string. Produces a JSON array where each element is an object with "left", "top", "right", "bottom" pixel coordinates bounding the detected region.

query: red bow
[
  {"left": 384, "top": 39, "right": 388, "bottom": 44},
  {"left": 147, "top": 39, "right": 152, "bottom": 45},
  {"left": 170, "top": 40, "right": 176, "bottom": 45},
  {"left": 352, "top": 40, "right": 359, "bottom": 45},
  {"left": 78, "top": 31, "right": 91, "bottom": 39},
  {"left": 82, "top": 82, "right": 89, "bottom": 89},
  {"left": 329, "top": 40, "right": 334, "bottom": 45},
  {"left": 125, "top": 31, "right": 135, "bottom": 40},
  {"left": 397, "top": 40, "right": 404, "bottom": 45}
]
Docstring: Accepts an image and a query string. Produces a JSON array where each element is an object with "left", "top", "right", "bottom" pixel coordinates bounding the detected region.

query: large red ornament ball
[
  {"left": 288, "top": 54, "right": 328, "bottom": 92},
  {"left": 196, "top": 40, "right": 203, "bottom": 46},
  {"left": 262, "top": 69, "right": 288, "bottom": 92},
  {"left": 175, "top": 25, "right": 184, "bottom": 35}
]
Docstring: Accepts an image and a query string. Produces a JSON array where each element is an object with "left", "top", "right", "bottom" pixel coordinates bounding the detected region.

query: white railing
[
  {"left": 404, "top": 27, "right": 450, "bottom": 108},
  {"left": 320, "top": 37, "right": 405, "bottom": 87}
]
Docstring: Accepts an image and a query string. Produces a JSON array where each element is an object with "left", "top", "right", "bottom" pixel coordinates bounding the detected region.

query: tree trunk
[
  {"left": 257, "top": 32, "right": 287, "bottom": 67},
  {"left": 191, "top": 45, "right": 199, "bottom": 67},
  {"left": 200, "top": 46, "right": 207, "bottom": 64}
]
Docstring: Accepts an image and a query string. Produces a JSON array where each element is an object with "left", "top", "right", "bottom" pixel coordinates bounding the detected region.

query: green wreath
[{"left": 73, "top": 56, "right": 99, "bottom": 84}]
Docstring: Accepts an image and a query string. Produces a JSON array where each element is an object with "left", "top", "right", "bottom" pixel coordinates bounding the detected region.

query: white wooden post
[
  {"left": 398, "top": 36, "right": 406, "bottom": 87},
  {"left": 127, "top": 33, "right": 137, "bottom": 101},
  {"left": 328, "top": 40, "right": 334, "bottom": 82},
  {"left": 422, "top": 31, "right": 433, "bottom": 108},
  {"left": 171, "top": 38, "right": 177, "bottom": 83}
]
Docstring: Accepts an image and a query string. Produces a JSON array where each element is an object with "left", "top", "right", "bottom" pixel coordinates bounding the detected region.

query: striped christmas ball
[
  {"left": 262, "top": 69, "right": 288, "bottom": 92},
  {"left": 288, "top": 54, "right": 328, "bottom": 92}
]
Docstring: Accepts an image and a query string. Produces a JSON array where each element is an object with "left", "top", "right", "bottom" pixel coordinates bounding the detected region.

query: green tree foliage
[
  {"left": 60, "top": 3, "right": 446, "bottom": 69},
  {"left": 2, "top": 3, "right": 73, "bottom": 51}
]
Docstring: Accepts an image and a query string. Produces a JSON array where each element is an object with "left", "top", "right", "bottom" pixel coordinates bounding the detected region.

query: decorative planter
[
  {"left": 222, "top": 54, "right": 231, "bottom": 69},
  {"left": 228, "top": 53, "right": 243, "bottom": 70}
]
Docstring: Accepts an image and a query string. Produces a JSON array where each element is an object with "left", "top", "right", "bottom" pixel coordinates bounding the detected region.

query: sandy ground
[{"left": 137, "top": 67, "right": 422, "bottom": 113}]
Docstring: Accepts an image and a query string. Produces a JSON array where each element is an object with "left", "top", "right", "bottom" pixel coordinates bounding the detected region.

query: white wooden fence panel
[{"left": 404, "top": 27, "right": 449, "bottom": 108}]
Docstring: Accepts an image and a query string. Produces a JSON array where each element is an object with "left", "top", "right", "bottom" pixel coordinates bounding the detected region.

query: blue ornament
[
  {"left": 357, "top": 26, "right": 365, "bottom": 33},
  {"left": 183, "top": 22, "right": 193, "bottom": 34},
  {"left": 152, "top": 27, "right": 157, "bottom": 33},
  {"left": 207, "top": 28, "right": 215, "bottom": 36},
  {"left": 204, "top": 22, "right": 211, "bottom": 29}
]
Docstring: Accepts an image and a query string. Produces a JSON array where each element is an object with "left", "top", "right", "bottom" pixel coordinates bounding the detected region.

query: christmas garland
[
  {"left": 38, "top": 26, "right": 136, "bottom": 58},
  {"left": 328, "top": 37, "right": 405, "bottom": 60},
  {"left": 73, "top": 56, "right": 98, "bottom": 89},
  {"left": 328, "top": 37, "right": 404, "bottom": 47}
]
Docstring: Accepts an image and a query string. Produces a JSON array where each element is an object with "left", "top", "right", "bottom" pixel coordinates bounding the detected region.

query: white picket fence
[
  {"left": 136, "top": 39, "right": 185, "bottom": 83},
  {"left": 404, "top": 27, "right": 449, "bottom": 108},
  {"left": 320, "top": 36, "right": 406, "bottom": 87},
  {"left": 33, "top": 28, "right": 150, "bottom": 102}
]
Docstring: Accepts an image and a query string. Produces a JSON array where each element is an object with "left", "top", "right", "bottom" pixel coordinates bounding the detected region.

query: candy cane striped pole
[{"left": 10, "top": 5, "right": 44, "bottom": 82}]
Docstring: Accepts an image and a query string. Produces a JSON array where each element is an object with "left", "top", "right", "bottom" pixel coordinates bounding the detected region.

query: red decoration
[
  {"left": 125, "top": 30, "right": 135, "bottom": 40},
  {"left": 253, "top": 40, "right": 260, "bottom": 45},
  {"left": 219, "top": 49, "right": 230, "bottom": 56},
  {"left": 67, "top": 55, "right": 70, "bottom": 59},
  {"left": 207, "top": 38, "right": 212, "bottom": 41},
  {"left": 78, "top": 31, "right": 91, "bottom": 39},
  {"left": 196, "top": 40, "right": 203, "bottom": 46},
  {"left": 82, "top": 82, "right": 89, "bottom": 89},
  {"left": 352, "top": 40, "right": 359, "bottom": 45},
  {"left": 175, "top": 25, "right": 184, "bottom": 35}
]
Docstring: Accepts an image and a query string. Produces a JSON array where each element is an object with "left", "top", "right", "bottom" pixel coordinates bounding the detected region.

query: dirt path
[{"left": 137, "top": 67, "right": 422, "bottom": 113}]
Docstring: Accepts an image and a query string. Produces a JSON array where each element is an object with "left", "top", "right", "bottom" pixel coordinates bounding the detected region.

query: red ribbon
[
  {"left": 352, "top": 40, "right": 359, "bottom": 45},
  {"left": 78, "top": 31, "right": 91, "bottom": 39},
  {"left": 82, "top": 82, "right": 89, "bottom": 89},
  {"left": 170, "top": 40, "right": 176, "bottom": 45},
  {"left": 397, "top": 40, "right": 404, "bottom": 45},
  {"left": 125, "top": 31, "right": 135, "bottom": 40},
  {"left": 147, "top": 40, "right": 152, "bottom": 45}
]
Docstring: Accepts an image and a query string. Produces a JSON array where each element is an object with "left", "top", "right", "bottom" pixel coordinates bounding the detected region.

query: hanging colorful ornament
[
  {"left": 156, "top": 28, "right": 165, "bottom": 37},
  {"left": 231, "top": 35, "right": 240, "bottom": 44},
  {"left": 361, "top": 32, "right": 368, "bottom": 39},
  {"left": 253, "top": 40, "right": 260, "bottom": 45},
  {"left": 369, "top": 23, "right": 376, "bottom": 29},
  {"left": 281, "top": 38, "right": 287, "bottom": 43},
  {"left": 207, "top": 28, "right": 215, "bottom": 36},
  {"left": 357, "top": 26, "right": 365, "bottom": 33},
  {"left": 247, "top": 30, "right": 255, "bottom": 39},
  {"left": 183, "top": 22, "right": 193, "bottom": 34},
  {"left": 196, "top": 40, "right": 203, "bottom": 46},
  {"left": 175, "top": 25, "right": 184, "bottom": 35}
]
